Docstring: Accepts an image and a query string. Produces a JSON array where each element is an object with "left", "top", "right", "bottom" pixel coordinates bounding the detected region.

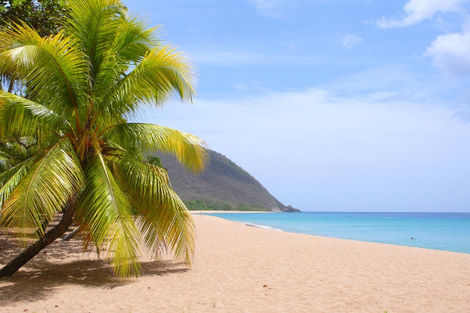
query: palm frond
[
  {"left": 0, "top": 141, "right": 26, "bottom": 167},
  {"left": 0, "top": 22, "right": 87, "bottom": 122},
  {"left": 111, "top": 18, "right": 157, "bottom": 64},
  {"left": 0, "top": 139, "right": 84, "bottom": 237},
  {"left": 114, "top": 155, "right": 195, "bottom": 262},
  {"left": 0, "top": 90, "right": 68, "bottom": 137},
  {"left": 76, "top": 150, "right": 140, "bottom": 277},
  {"left": 104, "top": 123, "right": 207, "bottom": 173},
  {"left": 0, "top": 159, "right": 31, "bottom": 208},
  {"left": 67, "top": 0, "right": 125, "bottom": 83},
  {"left": 98, "top": 46, "right": 195, "bottom": 121},
  {"left": 91, "top": 18, "right": 158, "bottom": 105}
]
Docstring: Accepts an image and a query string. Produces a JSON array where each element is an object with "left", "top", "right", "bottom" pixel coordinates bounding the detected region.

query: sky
[{"left": 124, "top": 0, "right": 470, "bottom": 212}]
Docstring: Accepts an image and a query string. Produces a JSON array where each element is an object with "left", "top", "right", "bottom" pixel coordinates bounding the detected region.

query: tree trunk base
[{"left": 0, "top": 199, "right": 75, "bottom": 278}]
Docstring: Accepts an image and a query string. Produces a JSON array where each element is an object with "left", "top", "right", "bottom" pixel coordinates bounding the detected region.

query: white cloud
[
  {"left": 136, "top": 86, "right": 470, "bottom": 211},
  {"left": 426, "top": 32, "right": 470, "bottom": 76},
  {"left": 341, "top": 34, "right": 363, "bottom": 49},
  {"left": 378, "top": 0, "right": 470, "bottom": 76},
  {"left": 249, "top": 0, "right": 286, "bottom": 17},
  {"left": 377, "top": 0, "right": 467, "bottom": 28},
  {"left": 251, "top": 0, "right": 283, "bottom": 10}
]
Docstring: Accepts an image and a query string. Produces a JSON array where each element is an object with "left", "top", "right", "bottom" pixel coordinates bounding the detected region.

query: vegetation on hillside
[
  {"left": 0, "top": 0, "right": 207, "bottom": 277},
  {"left": 184, "top": 200, "right": 270, "bottom": 211},
  {"left": 160, "top": 150, "right": 299, "bottom": 212}
]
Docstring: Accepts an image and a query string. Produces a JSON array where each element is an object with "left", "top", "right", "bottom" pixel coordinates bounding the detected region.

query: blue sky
[{"left": 125, "top": 0, "right": 470, "bottom": 212}]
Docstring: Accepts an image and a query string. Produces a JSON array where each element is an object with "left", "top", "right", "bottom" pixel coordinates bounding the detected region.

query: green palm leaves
[
  {"left": 106, "top": 123, "right": 206, "bottom": 172},
  {"left": 0, "top": 0, "right": 207, "bottom": 277},
  {"left": 77, "top": 152, "right": 140, "bottom": 277},
  {"left": 2, "top": 140, "right": 84, "bottom": 236}
]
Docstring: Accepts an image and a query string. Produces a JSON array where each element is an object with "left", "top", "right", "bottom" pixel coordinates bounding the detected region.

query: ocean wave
[{"left": 244, "top": 222, "right": 282, "bottom": 231}]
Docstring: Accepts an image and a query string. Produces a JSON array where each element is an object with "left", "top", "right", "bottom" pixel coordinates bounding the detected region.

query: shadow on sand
[{"left": 0, "top": 235, "right": 189, "bottom": 305}]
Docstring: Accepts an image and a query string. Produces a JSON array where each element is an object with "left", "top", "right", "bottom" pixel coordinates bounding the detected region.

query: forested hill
[{"left": 158, "top": 149, "right": 300, "bottom": 212}]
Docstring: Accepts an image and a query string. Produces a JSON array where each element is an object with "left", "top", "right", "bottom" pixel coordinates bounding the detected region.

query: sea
[{"left": 205, "top": 212, "right": 470, "bottom": 254}]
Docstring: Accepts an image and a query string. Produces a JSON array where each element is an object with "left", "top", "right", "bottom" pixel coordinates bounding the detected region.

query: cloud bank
[
  {"left": 136, "top": 85, "right": 470, "bottom": 211},
  {"left": 377, "top": 0, "right": 467, "bottom": 28}
]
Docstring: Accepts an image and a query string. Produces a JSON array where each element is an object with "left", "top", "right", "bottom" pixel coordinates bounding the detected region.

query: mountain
[{"left": 158, "top": 149, "right": 300, "bottom": 212}]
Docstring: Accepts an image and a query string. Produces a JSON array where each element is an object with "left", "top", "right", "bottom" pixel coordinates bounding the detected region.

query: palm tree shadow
[{"left": 0, "top": 237, "right": 189, "bottom": 305}]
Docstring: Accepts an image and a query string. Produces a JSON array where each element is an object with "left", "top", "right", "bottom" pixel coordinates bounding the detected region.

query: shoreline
[
  {"left": 210, "top": 215, "right": 470, "bottom": 256},
  {"left": 190, "top": 210, "right": 273, "bottom": 214},
  {"left": 1, "top": 214, "right": 470, "bottom": 312},
  {"left": 196, "top": 211, "right": 470, "bottom": 256}
]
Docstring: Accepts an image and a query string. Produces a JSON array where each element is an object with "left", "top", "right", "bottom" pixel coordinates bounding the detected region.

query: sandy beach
[{"left": 1, "top": 214, "right": 470, "bottom": 313}]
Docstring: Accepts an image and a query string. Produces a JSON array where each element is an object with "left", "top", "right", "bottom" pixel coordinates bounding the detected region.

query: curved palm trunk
[
  {"left": 0, "top": 199, "right": 76, "bottom": 278},
  {"left": 7, "top": 78, "right": 14, "bottom": 93}
]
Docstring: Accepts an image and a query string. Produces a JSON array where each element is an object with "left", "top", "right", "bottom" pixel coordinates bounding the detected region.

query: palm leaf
[
  {"left": 0, "top": 22, "right": 87, "bottom": 122},
  {"left": 0, "top": 139, "right": 84, "bottom": 237},
  {"left": 114, "top": 155, "right": 195, "bottom": 262},
  {"left": 0, "top": 90, "right": 68, "bottom": 137},
  {"left": 67, "top": 0, "right": 125, "bottom": 84},
  {"left": 104, "top": 123, "right": 207, "bottom": 173},
  {"left": 92, "top": 18, "right": 158, "bottom": 97},
  {"left": 76, "top": 150, "right": 141, "bottom": 277},
  {"left": 111, "top": 19, "right": 157, "bottom": 64},
  {"left": 0, "top": 159, "right": 31, "bottom": 208},
  {"left": 98, "top": 45, "right": 194, "bottom": 121}
]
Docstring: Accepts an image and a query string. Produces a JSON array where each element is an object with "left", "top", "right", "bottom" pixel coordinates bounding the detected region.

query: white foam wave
[{"left": 244, "top": 223, "right": 282, "bottom": 231}]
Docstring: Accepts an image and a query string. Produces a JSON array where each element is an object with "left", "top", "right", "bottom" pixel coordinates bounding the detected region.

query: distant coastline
[{"left": 190, "top": 210, "right": 273, "bottom": 214}]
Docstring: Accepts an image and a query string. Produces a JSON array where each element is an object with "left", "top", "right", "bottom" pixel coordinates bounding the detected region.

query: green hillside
[{"left": 158, "top": 150, "right": 300, "bottom": 212}]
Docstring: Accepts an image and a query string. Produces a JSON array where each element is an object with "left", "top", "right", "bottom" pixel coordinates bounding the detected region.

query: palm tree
[{"left": 0, "top": 0, "right": 207, "bottom": 277}]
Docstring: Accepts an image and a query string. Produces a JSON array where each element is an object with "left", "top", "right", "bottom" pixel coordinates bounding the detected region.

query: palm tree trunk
[
  {"left": 7, "top": 78, "right": 14, "bottom": 93},
  {"left": 0, "top": 198, "right": 76, "bottom": 278}
]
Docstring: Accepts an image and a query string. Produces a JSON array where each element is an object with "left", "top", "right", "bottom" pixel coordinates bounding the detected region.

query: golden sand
[{"left": 1, "top": 215, "right": 470, "bottom": 313}]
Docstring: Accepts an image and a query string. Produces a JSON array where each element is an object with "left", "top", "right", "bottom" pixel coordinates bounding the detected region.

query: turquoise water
[{"left": 206, "top": 212, "right": 470, "bottom": 254}]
